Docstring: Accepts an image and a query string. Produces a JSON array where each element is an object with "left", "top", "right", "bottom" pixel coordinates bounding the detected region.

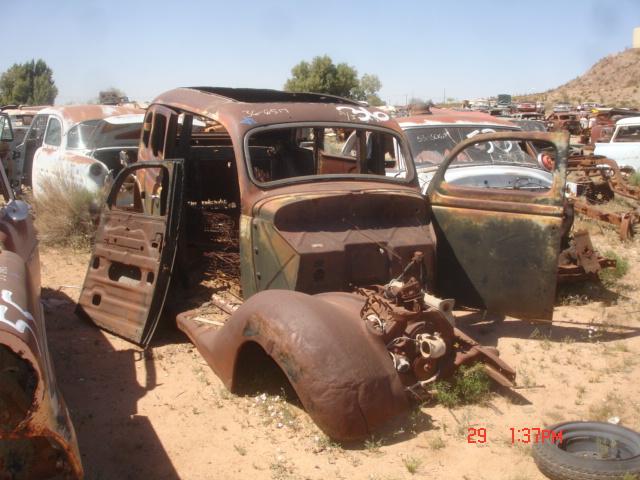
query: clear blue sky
[{"left": 2, "top": 0, "right": 638, "bottom": 105}]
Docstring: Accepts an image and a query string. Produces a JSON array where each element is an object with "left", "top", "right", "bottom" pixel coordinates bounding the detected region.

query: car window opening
[{"left": 247, "top": 126, "right": 406, "bottom": 184}]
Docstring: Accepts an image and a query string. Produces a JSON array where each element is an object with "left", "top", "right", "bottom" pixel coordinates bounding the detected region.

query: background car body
[
  {"left": 546, "top": 112, "right": 581, "bottom": 135},
  {"left": 20, "top": 104, "right": 143, "bottom": 197},
  {"left": 594, "top": 116, "right": 640, "bottom": 170},
  {"left": 397, "top": 109, "right": 553, "bottom": 192}
]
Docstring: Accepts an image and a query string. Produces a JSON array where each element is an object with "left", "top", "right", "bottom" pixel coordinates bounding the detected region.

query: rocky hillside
[{"left": 516, "top": 48, "right": 640, "bottom": 108}]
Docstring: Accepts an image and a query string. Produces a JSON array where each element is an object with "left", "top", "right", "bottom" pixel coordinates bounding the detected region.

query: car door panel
[
  {"left": 21, "top": 114, "right": 49, "bottom": 185},
  {"left": 426, "top": 131, "right": 567, "bottom": 320},
  {"left": 77, "top": 159, "right": 184, "bottom": 346}
]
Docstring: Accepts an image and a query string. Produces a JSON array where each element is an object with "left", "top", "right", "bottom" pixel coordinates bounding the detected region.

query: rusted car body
[
  {"left": 588, "top": 108, "right": 640, "bottom": 144},
  {"left": 546, "top": 112, "right": 581, "bottom": 135},
  {"left": 0, "top": 116, "right": 82, "bottom": 478},
  {"left": 553, "top": 103, "right": 572, "bottom": 113},
  {"left": 16, "top": 104, "right": 144, "bottom": 195},
  {"left": 515, "top": 102, "right": 536, "bottom": 113},
  {"left": 76, "top": 87, "right": 577, "bottom": 441}
]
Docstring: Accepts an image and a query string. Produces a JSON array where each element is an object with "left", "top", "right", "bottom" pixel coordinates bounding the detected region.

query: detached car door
[
  {"left": 426, "top": 132, "right": 567, "bottom": 320},
  {"left": 77, "top": 160, "right": 184, "bottom": 346}
]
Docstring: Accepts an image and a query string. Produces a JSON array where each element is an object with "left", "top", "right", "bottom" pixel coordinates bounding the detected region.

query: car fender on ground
[{"left": 177, "top": 289, "right": 410, "bottom": 441}]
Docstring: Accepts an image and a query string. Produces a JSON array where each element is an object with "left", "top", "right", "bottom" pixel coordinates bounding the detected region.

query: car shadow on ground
[
  {"left": 458, "top": 311, "right": 640, "bottom": 348},
  {"left": 456, "top": 279, "right": 639, "bottom": 347},
  {"left": 42, "top": 287, "right": 181, "bottom": 480}
]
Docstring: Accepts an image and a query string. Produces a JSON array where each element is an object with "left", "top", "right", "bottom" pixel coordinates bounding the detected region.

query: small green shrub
[
  {"left": 433, "top": 364, "right": 491, "bottom": 407},
  {"left": 628, "top": 172, "right": 640, "bottom": 187},
  {"left": 401, "top": 455, "right": 422, "bottom": 475},
  {"left": 600, "top": 250, "right": 629, "bottom": 287}
]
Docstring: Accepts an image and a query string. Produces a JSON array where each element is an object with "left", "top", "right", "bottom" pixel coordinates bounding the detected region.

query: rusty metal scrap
[
  {"left": 568, "top": 155, "right": 640, "bottom": 202},
  {"left": 357, "top": 275, "right": 516, "bottom": 398},
  {"left": 557, "top": 230, "right": 616, "bottom": 283},
  {"left": 573, "top": 199, "right": 638, "bottom": 241},
  {"left": 0, "top": 123, "right": 82, "bottom": 478},
  {"left": 178, "top": 260, "right": 515, "bottom": 441},
  {"left": 567, "top": 155, "right": 640, "bottom": 240}
]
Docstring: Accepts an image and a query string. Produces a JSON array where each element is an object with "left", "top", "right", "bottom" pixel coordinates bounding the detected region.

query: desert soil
[{"left": 42, "top": 218, "right": 640, "bottom": 480}]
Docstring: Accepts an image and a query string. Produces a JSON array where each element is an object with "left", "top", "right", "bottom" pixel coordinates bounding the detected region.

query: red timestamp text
[
  {"left": 466, "top": 427, "right": 563, "bottom": 444},
  {"left": 510, "top": 427, "right": 563, "bottom": 444}
]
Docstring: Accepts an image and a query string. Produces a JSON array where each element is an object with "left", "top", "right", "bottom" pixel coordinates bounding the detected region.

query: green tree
[
  {"left": 357, "top": 73, "right": 383, "bottom": 106},
  {"left": 0, "top": 59, "right": 58, "bottom": 105},
  {"left": 284, "top": 55, "right": 383, "bottom": 105}
]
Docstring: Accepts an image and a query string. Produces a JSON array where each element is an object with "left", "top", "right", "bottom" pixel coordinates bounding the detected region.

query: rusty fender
[
  {"left": 178, "top": 289, "right": 410, "bottom": 441},
  {"left": 0, "top": 250, "right": 82, "bottom": 479}
]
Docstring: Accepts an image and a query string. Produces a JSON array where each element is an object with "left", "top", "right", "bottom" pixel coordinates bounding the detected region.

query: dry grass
[{"left": 29, "top": 173, "right": 104, "bottom": 249}]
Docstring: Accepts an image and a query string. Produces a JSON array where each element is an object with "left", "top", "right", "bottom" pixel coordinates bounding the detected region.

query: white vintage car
[
  {"left": 396, "top": 108, "right": 554, "bottom": 193},
  {"left": 594, "top": 116, "right": 640, "bottom": 171},
  {"left": 22, "top": 104, "right": 144, "bottom": 198}
]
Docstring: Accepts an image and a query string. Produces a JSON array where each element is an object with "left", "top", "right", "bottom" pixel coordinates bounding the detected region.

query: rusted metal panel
[
  {"left": 398, "top": 108, "right": 517, "bottom": 128},
  {"left": 558, "top": 229, "right": 616, "bottom": 283},
  {"left": 178, "top": 290, "right": 410, "bottom": 441},
  {"left": 0, "top": 152, "right": 81, "bottom": 477},
  {"left": 77, "top": 160, "right": 184, "bottom": 346},
  {"left": 245, "top": 189, "right": 435, "bottom": 298},
  {"left": 35, "top": 104, "right": 144, "bottom": 133},
  {"left": 178, "top": 284, "right": 515, "bottom": 441},
  {"left": 573, "top": 200, "right": 637, "bottom": 241},
  {"left": 0, "top": 251, "right": 82, "bottom": 479},
  {"left": 426, "top": 131, "right": 568, "bottom": 320}
]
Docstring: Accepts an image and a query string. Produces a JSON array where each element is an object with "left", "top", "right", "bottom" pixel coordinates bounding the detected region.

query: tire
[{"left": 533, "top": 421, "right": 640, "bottom": 480}]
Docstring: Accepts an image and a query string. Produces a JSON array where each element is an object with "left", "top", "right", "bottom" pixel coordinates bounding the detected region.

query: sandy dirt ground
[{"left": 41, "top": 219, "right": 640, "bottom": 480}]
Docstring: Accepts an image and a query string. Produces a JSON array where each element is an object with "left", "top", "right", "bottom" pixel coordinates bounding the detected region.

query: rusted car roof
[
  {"left": 36, "top": 104, "right": 145, "bottom": 132},
  {"left": 398, "top": 108, "right": 517, "bottom": 128},
  {"left": 151, "top": 87, "right": 403, "bottom": 134}
]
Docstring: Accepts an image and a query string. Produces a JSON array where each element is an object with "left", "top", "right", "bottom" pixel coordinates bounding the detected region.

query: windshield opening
[
  {"left": 67, "top": 120, "right": 101, "bottom": 149},
  {"left": 405, "top": 126, "right": 538, "bottom": 168},
  {"left": 246, "top": 125, "right": 410, "bottom": 185},
  {"left": 68, "top": 119, "right": 142, "bottom": 150}
]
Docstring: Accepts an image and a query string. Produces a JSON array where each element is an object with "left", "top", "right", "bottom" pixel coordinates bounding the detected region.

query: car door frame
[
  {"left": 425, "top": 131, "right": 568, "bottom": 320},
  {"left": 32, "top": 115, "right": 64, "bottom": 193},
  {"left": 20, "top": 113, "right": 50, "bottom": 185},
  {"left": 77, "top": 159, "right": 184, "bottom": 346}
]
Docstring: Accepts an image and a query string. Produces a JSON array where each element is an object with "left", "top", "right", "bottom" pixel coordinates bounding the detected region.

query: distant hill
[{"left": 515, "top": 48, "right": 640, "bottom": 108}]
